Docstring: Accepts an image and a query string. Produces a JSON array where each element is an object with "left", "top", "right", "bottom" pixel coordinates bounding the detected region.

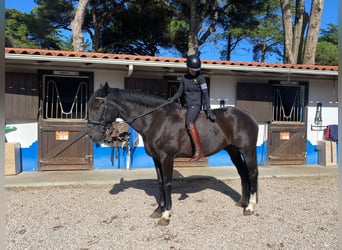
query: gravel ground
[{"left": 6, "top": 175, "right": 338, "bottom": 250}]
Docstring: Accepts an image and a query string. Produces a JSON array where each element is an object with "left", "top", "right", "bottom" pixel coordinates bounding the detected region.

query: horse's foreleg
[
  {"left": 157, "top": 156, "right": 174, "bottom": 226},
  {"left": 151, "top": 161, "right": 163, "bottom": 219},
  {"left": 243, "top": 152, "right": 258, "bottom": 216}
]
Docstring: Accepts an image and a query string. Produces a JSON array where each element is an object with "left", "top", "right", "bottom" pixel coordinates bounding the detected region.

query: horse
[{"left": 87, "top": 82, "right": 259, "bottom": 226}]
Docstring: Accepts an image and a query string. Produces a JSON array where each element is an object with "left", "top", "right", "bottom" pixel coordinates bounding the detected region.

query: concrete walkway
[{"left": 5, "top": 165, "right": 338, "bottom": 188}]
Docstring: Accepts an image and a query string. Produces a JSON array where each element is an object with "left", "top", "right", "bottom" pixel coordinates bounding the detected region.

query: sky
[{"left": 5, "top": 0, "right": 338, "bottom": 62}]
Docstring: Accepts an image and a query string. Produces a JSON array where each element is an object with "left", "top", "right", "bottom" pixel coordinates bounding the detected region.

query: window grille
[{"left": 44, "top": 80, "right": 88, "bottom": 120}]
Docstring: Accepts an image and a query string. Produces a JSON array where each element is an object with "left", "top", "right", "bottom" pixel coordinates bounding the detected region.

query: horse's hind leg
[{"left": 226, "top": 146, "right": 250, "bottom": 207}]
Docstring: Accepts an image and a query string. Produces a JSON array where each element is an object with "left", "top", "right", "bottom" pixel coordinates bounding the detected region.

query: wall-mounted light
[{"left": 314, "top": 102, "right": 322, "bottom": 125}]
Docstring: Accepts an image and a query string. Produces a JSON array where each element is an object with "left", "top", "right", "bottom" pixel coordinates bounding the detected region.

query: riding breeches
[{"left": 185, "top": 105, "right": 201, "bottom": 126}]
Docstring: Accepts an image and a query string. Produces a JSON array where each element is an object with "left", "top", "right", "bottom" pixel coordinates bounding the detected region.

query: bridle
[{"left": 88, "top": 97, "right": 111, "bottom": 127}]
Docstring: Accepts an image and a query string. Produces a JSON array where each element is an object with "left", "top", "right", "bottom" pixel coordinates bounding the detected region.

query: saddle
[{"left": 176, "top": 107, "right": 210, "bottom": 119}]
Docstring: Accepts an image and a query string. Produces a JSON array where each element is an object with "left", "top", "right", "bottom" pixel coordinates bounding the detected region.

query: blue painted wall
[
  {"left": 19, "top": 139, "right": 337, "bottom": 171},
  {"left": 20, "top": 141, "right": 38, "bottom": 171},
  {"left": 93, "top": 140, "right": 270, "bottom": 169}
]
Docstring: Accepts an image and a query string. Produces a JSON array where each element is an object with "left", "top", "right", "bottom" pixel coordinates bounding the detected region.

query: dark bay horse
[{"left": 87, "top": 82, "right": 259, "bottom": 226}]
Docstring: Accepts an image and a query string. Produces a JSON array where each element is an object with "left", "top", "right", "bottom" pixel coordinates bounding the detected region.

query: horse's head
[{"left": 87, "top": 82, "right": 120, "bottom": 143}]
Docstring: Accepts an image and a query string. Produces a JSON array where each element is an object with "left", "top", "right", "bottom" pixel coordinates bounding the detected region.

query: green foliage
[
  {"left": 215, "top": 0, "right": 266, "bottom": 60},
  {"left": 318, "top": 23, "right": 337, "bottom": 45},
  {"left": 168, "top": 19, "right": 188, "bottom": 57},
  {"left": 5, "top": 0, "right": 336, "bottom": 64},
  {"left": 315, "top": 24, "right": 338, "bottom": 66},
  {"left": 101, "top": 0, "right": 173, "bottom": 55},
  {"left": 5, "top": 9, "right": 36, "bottom": 48},
  {"left": 315, "top": 42, "right": 337, "bottom": 66},
  {"left": 5, "top": 6, "right": 66, "bottom": 49},
  {"left": 249, "top": 0, "right": 283, "bottom": 62},
  {"left": 33, "top": 0, "right": 74, "bottom": 30}
]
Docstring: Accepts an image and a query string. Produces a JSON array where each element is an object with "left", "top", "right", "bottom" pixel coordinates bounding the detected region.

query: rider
[{"left": 170, "top": 54, "right": 216, "bottom": 161}]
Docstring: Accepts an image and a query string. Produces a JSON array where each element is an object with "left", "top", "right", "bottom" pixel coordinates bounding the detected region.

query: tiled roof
[{"left": 5, "top": 47, "right": 338, "bottom": 72}]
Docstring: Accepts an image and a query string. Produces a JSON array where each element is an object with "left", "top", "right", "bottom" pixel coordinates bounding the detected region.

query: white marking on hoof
[
  {"left": 245, "top": 193, "right": 257, "bottom": 213},
  {"left": 158, "top": 210, "right": 171, "bottom": 226},
  {"left": 162, "top": 210, "right": 171, "bottom": 220}
]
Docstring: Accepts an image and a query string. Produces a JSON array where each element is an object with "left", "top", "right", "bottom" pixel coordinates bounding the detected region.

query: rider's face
[{"left": 189, "top": 69, "right": 197, "bottom": 76}]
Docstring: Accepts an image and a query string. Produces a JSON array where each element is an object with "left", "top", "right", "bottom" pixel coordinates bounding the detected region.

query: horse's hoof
[
  {"left": 158, "top": 218, "right": 170, "bottom": 226},
  {"left": 150, "top": 210, "right": 162, "bottom": 219},
  {"left": 235, "top": 200, "right": 247, "bottom": 207},
  {"left": 243, "top": 209, "right": 254, "bottom": 216}
]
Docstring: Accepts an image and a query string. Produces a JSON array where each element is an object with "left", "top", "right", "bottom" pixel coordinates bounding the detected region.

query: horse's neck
[{"left": 118, "top": 99, "right": 155, "bottom": 129}]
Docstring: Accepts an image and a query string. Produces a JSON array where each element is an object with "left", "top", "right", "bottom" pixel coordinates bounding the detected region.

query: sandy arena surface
[{"left": 5, "top": 175, "right": 338, "bottom": 249}]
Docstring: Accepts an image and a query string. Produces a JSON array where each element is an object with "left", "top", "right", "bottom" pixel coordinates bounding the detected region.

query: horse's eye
[
  {"left": 94, "top": 102, "right": 101, "bottom": 108},
  {"left": 94, "top": 99, "right": 104, "bottom": 108}
]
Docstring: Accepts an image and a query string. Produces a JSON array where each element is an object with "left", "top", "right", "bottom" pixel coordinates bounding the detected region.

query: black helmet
[{"left": 186, "top": 55, "right": 201, "bottom": 71}]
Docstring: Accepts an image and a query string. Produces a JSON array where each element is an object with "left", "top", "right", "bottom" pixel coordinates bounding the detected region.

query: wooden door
[
  {"left": 39, "top": 120, "right": 93, "bottom": 170},
  {"left": 38, "top": 71, "right": 93, "bottom": 170},
  {"left": 268, "top": 123, "right": 306, "bottom": 165}
]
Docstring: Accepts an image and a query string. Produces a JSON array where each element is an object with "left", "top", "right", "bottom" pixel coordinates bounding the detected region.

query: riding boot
[{"left": 187, "top": 122, "right": 204, "bottom": 161}]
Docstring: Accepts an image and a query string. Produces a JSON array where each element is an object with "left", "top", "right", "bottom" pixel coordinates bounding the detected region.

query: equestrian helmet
[{"left": 186, "top": 55, "right": 201, "bottom": 71}]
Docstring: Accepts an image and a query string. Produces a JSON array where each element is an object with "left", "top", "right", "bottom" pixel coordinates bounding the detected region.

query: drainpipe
[{"left": 127, "top": 64, "right": 134, "bottom": 77}]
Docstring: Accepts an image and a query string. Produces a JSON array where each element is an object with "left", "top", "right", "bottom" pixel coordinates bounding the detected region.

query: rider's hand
[{"left": 206, "top": 109, "right": 216, "bottom": 122}]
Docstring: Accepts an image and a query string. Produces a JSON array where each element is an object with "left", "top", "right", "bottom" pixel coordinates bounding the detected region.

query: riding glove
[{"left": 206, "top": 109, "right": 216, "bottom": 122}]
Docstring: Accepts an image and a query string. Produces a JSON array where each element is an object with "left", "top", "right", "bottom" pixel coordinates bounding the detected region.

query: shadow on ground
[{"left": 109, "top": 169, "right": 241, "bottom": 203}]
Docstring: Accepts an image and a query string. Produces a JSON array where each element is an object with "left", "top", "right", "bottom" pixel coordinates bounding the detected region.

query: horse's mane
[{"left": 110, "top": 88, "right": 168, "bottom": 108}]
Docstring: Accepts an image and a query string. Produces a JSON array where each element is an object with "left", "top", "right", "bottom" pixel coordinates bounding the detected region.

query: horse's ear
[{"left": 102, "top": 82, "right": 110, "bottom": 96}]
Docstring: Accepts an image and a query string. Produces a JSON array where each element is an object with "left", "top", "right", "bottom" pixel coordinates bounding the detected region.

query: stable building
[{"left": 4, "top": 48, "right": 338, "bottom": 173}]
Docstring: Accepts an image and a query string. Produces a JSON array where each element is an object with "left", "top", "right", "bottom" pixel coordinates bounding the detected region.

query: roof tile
[{"left": 5, "top": 47, "right": 338, "bottom": 72}]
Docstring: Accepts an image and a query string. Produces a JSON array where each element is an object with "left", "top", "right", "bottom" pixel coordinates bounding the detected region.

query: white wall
[
  {"left": 209, "top": 75, "right": 236, "bottom": 107},
  {"left": 5, "top": 123, "right": 37, "bottom": 147},
  {"left": 306, "top": 78, "right": 338, "bottom": 144},
  {"left": 307, "top": 78, "right": 338, "bottom": 108},
  {"left": 94, "top": 70, "right": 126, "bottom": 89}
]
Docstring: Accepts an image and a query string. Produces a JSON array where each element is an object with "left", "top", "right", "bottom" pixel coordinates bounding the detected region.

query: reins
[
  {"left": 126, "top": 100, "right": 173, "bottom": 124},
  {"left": 88, "top": 96, "right": 173, "bottom": 127}
]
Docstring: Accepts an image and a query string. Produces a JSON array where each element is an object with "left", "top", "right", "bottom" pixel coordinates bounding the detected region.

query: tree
[
  {"left": 157, "top": 0, "right": 221, "bottom": 56},
  {"left": 215, "top": 0, "right": 261, "bottom": 61},
  {"left": 100, "top": 0, "right": 173, "bottom": 55},
  {"left": 302, "top": 0, "right": 324, "bottom": 64},
  {"left": 280, "top": 0, "right": 324, "bottom": 64},
  {"left": 318, "top": 23, "right": 338, "bottom": 44},
  {"left": 5, "top": 8, "right": 64, "bottom": 49},
  {"left": 87, "top": 0, "right": 135, "bottom": 52},
  {"left": 5, "top": 9, "right": 35, "bottom": 48},
  {"left": 315, "top": 24, "right": 338, "bottom": 65},
  {"left": 249, "top": 0, "right": 283, "bottom": 62}
]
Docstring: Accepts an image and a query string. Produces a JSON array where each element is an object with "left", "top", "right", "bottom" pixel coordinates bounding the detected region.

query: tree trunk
[
  {"left": 280, "top": 0, "right": 294, "bottom": 64},
  {"left": 187, "top": 1, "right": 200, "bottom": 56},
  {"left": 303, "top": 0, "right": 324, "bottom": 65},
  {"left": 70, "top": 0, "right": 89, "bottom": 52},
  {"left": 226, "top": 34, "right": 232, "bottom": 61},
  {"left": 292, "top": 0, "right": 305, "bottom": 64}
]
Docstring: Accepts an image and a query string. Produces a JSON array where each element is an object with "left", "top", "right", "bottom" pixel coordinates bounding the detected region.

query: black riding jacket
[{"left": 172, "top": 72, "right": 210, "bottom": 109}]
